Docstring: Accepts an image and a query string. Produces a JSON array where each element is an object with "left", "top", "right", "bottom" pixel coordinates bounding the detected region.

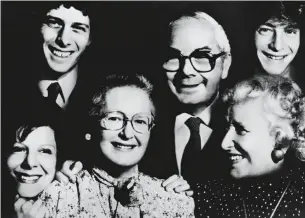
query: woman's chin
[{"left": 17, "top": 184, "right": 44, "bottom": 198}]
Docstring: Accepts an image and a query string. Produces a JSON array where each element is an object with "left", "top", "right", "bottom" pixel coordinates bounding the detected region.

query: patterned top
[
  {"left": 37, "top": 168, "right": 195, "bottom": 218},
  {"left": 194, "top": 166, "right": 305, "bottom": 218}
]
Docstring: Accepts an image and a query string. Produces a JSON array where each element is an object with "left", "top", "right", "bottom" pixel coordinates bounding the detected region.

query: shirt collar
[
  {"left": 38, "top": 70, "right": 78, "bottom": 102},
  {"left": 176, "top": 92, "right": 219, "bottom": 129},
  {"left": 92, "top": 166, "right": 139, "bottom": 187}
]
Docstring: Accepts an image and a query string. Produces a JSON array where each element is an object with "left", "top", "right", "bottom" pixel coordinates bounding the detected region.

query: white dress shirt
[
  {"left": 174, "top": 96, "right": 218, "bottom": 174},
  {"left": 38, "top": 71, "right": 77, "bottom": 109}
]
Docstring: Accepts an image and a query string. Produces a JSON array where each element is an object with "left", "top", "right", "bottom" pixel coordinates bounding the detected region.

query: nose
[
  {"left": 21, "top": 151, "right": 38, "bottom": 169},
  {"left": 181, "top": 58, "right": 196, "bottom": 76},
  {"left": 269, "top": 31, "right": 283, "bottom": 51},
  {"left": 119, "top": 121, "right": 135, "bottom": 140},
  {"left": 221, "top": 127, "right": 235, "bottom": 151},
  {"left": 55, "top": 26, "right": 71, "bottom": 48}
]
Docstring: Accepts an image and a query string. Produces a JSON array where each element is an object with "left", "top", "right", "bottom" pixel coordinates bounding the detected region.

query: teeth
[
  {"left": 230, "top": 155, "right": 243, "bottom": 162},
  {"left": 52, "top": 49, "right": 72, "bottom": 58},
  {"left": 20, "top": 175, "right": 40, "bottom": 183},
  {"left": 266, "top": 54, "right": 286, "bottom": 60},
  {"left": 114, "top": 143, "right": 135, "bottom": 151},
  {"left": 181, "top": 84, "right": 199, "bottom": 88}
]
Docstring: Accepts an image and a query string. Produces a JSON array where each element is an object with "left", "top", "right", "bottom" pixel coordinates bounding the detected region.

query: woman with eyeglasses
[
  {"left": 17, "top": 73, "right": 194, "bottom": 218},
  {"left": 194, "top": 74, "right": 305, "bottom": 217}
]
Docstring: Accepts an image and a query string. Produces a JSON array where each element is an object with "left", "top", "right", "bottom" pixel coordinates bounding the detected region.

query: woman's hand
[
  {"left": 161, "top": 174, "right": 193, "bottom": 196},
  {"left": 14, "top": 195, "right": 44, "bottom": 218},
  {"left": 55, "top": 160, "right": 83, "bottom": 183}
]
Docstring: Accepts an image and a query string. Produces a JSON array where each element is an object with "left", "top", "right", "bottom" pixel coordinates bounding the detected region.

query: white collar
[
  {"left": 176, "top": 92, "right": 219, "bottom": 128},
  {"left": 38, "top": 70, "right": 78, "bottom": 107}
]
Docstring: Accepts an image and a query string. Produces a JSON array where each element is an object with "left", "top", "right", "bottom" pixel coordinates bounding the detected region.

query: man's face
[
  {"left": 41, "top": 5, "right": 91, "bottom": 74},
  {"left": 164, "top": 18, "right": 229, "bottom": 106},
  {"left": 255, "top": 18, "right": 300, "bottom": 76}
]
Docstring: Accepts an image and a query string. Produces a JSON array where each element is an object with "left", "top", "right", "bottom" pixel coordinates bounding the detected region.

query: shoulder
[
  {"left": 139, "top": 173, "right": 195, "bottom": 218},
  {"left": 37, "top": 180, "right": 80, "bottom": 217}
]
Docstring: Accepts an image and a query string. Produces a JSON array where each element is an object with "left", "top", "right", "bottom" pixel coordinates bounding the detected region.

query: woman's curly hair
[{"left": 222, "top": 74, "right": 305, "bottom": 161}]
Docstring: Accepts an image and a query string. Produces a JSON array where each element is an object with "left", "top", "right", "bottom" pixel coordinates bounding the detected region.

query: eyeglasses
[
  {"left": 162, "top": 48, "right": 226, "bottom": 73},
  {"left": 100, "top": 111, "right": 155, "bottom": 134}
]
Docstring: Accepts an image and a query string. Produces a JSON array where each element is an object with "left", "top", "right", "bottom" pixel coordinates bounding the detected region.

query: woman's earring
[
  {"left": 85, "top": 133, "right": 91, "bottom": 141},
  {"left": 271, "top": 149, "right": 285, "bottom": 163}
]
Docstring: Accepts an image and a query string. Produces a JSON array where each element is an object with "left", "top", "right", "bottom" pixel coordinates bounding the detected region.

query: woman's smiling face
[
  {"left": 221, "top": 98, "right": 282, "bottom": 179},
  {"left": 255, "top": 18, "right": 300, "bottom": 76},
  {"left": 99, "top": 86, "right": 154, "bottom": 168},
  {"left": 7, "top": 126, "right": 57, "bottom": 198}
]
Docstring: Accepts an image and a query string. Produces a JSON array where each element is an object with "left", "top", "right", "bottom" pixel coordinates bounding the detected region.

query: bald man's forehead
[{"left": 170, "top": 17, "right": 220, "bottom": 54}]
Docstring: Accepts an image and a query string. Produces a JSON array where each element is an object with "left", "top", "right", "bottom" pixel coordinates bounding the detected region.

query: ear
[
  {"left": 274, "top": 128, "right": 291, "bottom": 154},
  {"left": 221, "top": 54, "right": 232, "bottom": 79},
  {"left": 87, "top": 38, "right": 92, "bottom": 46}
]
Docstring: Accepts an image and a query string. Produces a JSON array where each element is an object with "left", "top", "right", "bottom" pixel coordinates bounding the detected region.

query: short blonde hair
[
  {"left": 223, "top": 74, "right": 305, "bottom": 161},
  {"left": 169, "top": 11, "right": 231, "bottom": 54}
]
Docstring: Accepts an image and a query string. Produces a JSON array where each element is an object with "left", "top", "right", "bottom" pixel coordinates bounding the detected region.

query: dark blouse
[{"left": 194, "top": 166, "right": 305, "bottom": 218}]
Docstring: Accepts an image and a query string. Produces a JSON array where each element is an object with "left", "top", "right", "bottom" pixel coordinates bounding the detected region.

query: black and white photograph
[{"left": 2, "top": 1, "right": 305, "bottom": 217}]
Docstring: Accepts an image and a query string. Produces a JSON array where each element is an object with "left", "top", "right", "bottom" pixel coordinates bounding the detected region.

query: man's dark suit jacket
[
  {"left": 140, "top": 98, "right": 230, "bottom": 183},
  {"left": 5, "top": 70, "right": 98, "bottom": 164}
]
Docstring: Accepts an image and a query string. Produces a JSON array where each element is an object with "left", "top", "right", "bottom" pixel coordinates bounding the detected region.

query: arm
[
  {"left": 162, "top": 174, "right": 193, "bottom": 196},
  {"left": 14, "top": 181, "right": 79, "bottom": 218},
  {"left": 140, "top": 175, "right": 195, "bottom": 218},
  {"left": 56, "top": 160, "right": 83, "bottom": 183}
]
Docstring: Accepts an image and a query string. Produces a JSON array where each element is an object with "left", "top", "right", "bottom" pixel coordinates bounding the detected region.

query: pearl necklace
[{"left": 242, "top": 179, "right": 292, "bottom": 218}]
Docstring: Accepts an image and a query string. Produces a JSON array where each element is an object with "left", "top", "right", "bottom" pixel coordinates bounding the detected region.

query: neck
[
  {"left": 257, "top": 64, "right": 294, "bottom": 80},
  {"left": 40, "top": 65, "right": 78, "bottom": 81},
  {"left": 180, "top": 91, "right": 218, "bottom": 117},
  {"left": 96, "top": 158, "right": 138, "bottom": 180}
]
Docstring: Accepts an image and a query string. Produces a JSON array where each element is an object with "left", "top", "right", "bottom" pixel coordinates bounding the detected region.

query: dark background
[{"left": 2, "top": 1, "right": 304, "bottom": 216}]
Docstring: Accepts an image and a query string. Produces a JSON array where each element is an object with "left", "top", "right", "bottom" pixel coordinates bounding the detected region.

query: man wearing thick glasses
[{"left": 152, "top": 10, "right": 232, "bottom": 185}]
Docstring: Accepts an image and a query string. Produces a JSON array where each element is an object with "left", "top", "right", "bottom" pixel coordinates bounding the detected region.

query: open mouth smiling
[
  {"left": 112, "top": 142, "right": 137, "bottom": 151},
  {"left": 262, "top": 51, "right": 288, "bottom": 61},
  {"left": 180, "top": 84, "right": 200, "bottom": 88},
  {"left": 15, "top": 172, "right": 42, "bottom": 184},
  {"left": 228, "top": 153, "right": 244, "bottom": 164},
  {"left": 48, "top": 45, "right": 74, "bottom": 58}
]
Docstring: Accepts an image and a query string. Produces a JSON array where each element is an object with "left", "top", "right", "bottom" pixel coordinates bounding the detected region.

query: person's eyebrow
[
  {"left": 40, "top": 144, "right": 57, "bottom": 148},
  {"left": 194, "top": 46, "right": 212, "bottom": 52},
  {"left": 232, "top": 119, "right": 249, "bottom": 132},
  {"left": 45, "top": 15, "right": 64, "bottom": 24},
  {"left": 72, "top": 22, "right": 90, "bottom": 30},
  {"left": 262, "top": 23, "right": 276, "bottom": 28},
  {"left": 285, "top": 23, "right": 299, "bottom": 29}
]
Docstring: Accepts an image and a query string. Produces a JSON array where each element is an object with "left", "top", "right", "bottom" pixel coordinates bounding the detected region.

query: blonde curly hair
[{"left": 222, "top": 74, "right": 305, "bottom": 161}]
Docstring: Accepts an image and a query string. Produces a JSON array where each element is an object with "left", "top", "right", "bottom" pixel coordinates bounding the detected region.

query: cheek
[
  {"left": 100, "top": 130, "right": 118, "bottom": 145},
  {"left": 288, "top": 37, "right": 300, "bottom": 51},
  {"left": 250, "top": 136, "right": 274, "bottom": 160},
  {"left": 73, "top": 34, "right": 90, "bottom": 50},
  {"left": 41, "top": 27, "right": 58, "bottom": 43},
  {"left": 7, "top": 153, "right": 25, "bottom": 171},
  {"left": 205, "top": 70, "right": 222, "bottom": 88},
  {"left": 137, "top": 132, "right": 150, "bottom": 147},
  {"left": 255, "top": 35, "right": 270, "bottom": 50},
  {"left": 166, "top": 72, "right": 175, "bottom": 82},
  {"left": 39, "top": 155, "right": 57, "bottom": 175}
]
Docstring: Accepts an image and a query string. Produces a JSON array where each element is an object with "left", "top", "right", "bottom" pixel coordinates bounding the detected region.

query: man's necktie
[
  {"left": 47, "top": 82, "right": 62, "bottom": 103},
  {"left": 181, "top": 117, "right": 202, "bottom": 181}
]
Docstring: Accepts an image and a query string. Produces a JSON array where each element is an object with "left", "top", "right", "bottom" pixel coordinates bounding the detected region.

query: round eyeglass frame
[{"left": 100, "top": 111, "right": 155, "bottom": 134}]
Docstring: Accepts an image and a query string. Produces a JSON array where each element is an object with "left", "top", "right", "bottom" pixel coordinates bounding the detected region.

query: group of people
[{"left": 3, "top": 1, "right": 305, "bottom": 218}]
